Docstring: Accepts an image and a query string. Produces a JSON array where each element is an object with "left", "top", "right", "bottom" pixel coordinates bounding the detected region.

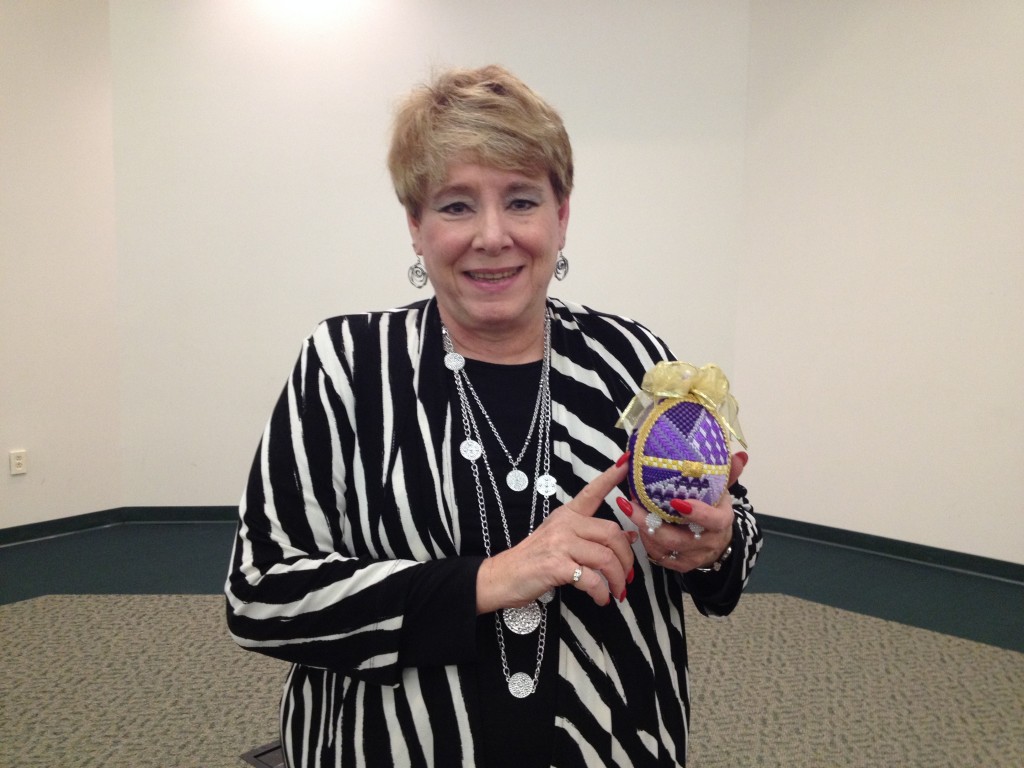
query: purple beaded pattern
[{"left": 627, "top": 395, "right": 732, "bottom": 524}]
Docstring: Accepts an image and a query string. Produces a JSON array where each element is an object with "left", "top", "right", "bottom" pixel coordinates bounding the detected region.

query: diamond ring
[{"left": 571, "top": 566, "right": 583, "bottom": 583}]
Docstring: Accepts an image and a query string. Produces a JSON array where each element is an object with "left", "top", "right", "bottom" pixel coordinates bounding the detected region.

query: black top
[{"left": 450, "top": 358, "right": 557, "bottom": 768}]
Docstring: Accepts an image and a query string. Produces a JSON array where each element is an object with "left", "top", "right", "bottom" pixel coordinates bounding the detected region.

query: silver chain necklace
[
  {"left": 443, "top": 315, "right": 557, "bottom": 497},
  {"left": 461, "top": 366, "right": 543, "bottom": 492},
  {"left": 442, "top": 312, "right": 558, "bottom": 698}
]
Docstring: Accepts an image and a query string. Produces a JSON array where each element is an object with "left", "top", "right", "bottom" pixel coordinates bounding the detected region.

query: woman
[{"left": 226, "top": 65, "right": 762, "bottom": 767}]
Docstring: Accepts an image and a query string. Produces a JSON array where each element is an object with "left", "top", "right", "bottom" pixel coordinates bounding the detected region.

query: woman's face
[{"left": 408, "top": 161, "right": 569, "bottom": 345}]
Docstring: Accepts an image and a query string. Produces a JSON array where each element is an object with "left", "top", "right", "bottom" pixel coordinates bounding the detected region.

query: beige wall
[
  {"left": 2, "top": 1, "right": 1021, "bottom": 564},
  {"left": 0, "top": 0, "right": 122, "bottom": 523},
  {"left": 736, "top": 1, "right": 1024, "bottom": 563}
]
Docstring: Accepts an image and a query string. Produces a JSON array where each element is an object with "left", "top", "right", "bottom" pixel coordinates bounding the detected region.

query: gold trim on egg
[{"left": 632, "top": 394, "right": 733, "bottom": 523}]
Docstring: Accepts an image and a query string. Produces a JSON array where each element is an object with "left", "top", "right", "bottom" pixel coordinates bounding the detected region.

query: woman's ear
[
  {"left": 407, "top": 211, "right": 423, "bottom": 255},
  {"left": 557, "top": 196, "right": 571, "bottom": 248}
]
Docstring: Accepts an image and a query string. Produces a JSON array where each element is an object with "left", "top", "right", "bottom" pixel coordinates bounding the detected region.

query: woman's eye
[
  {"left": 438, "top": 201, "right": 471, "bottom": 215},
  {"left": 509, "top": 198, "right": 539, "bottom": 211}
]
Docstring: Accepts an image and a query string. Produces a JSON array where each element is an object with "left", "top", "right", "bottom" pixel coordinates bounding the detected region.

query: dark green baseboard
[
  {"left": 757, "top": 513, "right": 1023, "bottom": 584},
  {"left": 3, "top": 507, "right": 1021, "bottom": 584},
  {"left": 0, "top": 506, "right": 237, "bottom": 546}
]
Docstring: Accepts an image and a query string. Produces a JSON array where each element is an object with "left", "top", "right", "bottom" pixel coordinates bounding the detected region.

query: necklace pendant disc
[
  {"left": 502, "top": 602, "right": 542, "bottom": 635},
  {"left": 459, "top": 439, "right": 482, "bottom": 461},
  {"left": 508, "top": 672, "right": 534, "bottom": 698},
  {"left": 444, "top": 352, "right": 465, "bottom": 371},
  {"left": 538, "top": 589, "right": 555, "bottom": 605},
  {"left": 506, "top": 468, "right": 529, "bottom": 492},
  {"left": 535, "top": 474, "right": 558, "bottom": 498}
]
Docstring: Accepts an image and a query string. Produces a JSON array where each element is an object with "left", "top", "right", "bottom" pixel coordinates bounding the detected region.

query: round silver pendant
[
  {"left": 538, "top": 589, "right": 555, "bottom": 605},
  {"left": 459, "top": 439, "right": 482, "bottom": 461},
  {"left": 444, "top": 352, "right": 465, "bottom": 371},
  {"left": 508, "top": 672, "right": 534, "bottom": 698},
  {"left": 535, "top": 473, "right": 558, "bottom": 498},
  {"left": 502, "top": 602, "right": 542, "bottom": 635},
  {"left": 506, "top": 468, "right": 529, "bottom": 492}
]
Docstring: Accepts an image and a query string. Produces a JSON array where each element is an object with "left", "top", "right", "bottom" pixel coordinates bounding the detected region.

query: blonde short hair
[{"left": 387, "top": 65, "right": 573, "bottom": 218}]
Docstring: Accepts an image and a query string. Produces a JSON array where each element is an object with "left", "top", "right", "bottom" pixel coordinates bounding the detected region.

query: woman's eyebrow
[
  {"left": 505, "top": 182, "right": 545, "bottom": 196},
  {"left": 431, "top": 183, "right": 474, "bottom": 198},
  {"left": 430, "top": 181, "right": 545, "bottom": 200}
]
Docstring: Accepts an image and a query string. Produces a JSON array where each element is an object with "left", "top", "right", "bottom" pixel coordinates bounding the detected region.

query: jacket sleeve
[
  {"left": 224, "top": 321, "right": 480, "bottom": 685},
  {"left": 681, "top": 481, "right": 763, "bottom": 617}
]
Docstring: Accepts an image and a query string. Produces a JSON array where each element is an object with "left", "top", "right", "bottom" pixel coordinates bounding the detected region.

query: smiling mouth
[{"left": 466, "top": 267, "right": 522, "bottom": 282}]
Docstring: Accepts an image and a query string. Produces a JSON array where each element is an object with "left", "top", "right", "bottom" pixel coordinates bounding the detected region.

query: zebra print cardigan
[{"left": 225, "top": 297, "right": 762, "bottom": 767}]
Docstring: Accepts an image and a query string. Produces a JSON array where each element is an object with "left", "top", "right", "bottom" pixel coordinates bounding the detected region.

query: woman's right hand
[{"left": 475, "top": 457, "right": 636, "bottom": 613}]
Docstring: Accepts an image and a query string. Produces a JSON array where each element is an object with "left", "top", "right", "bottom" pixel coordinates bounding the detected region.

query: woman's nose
[{"left": 472, "top": 206, "right": 513, "bottom": 254}]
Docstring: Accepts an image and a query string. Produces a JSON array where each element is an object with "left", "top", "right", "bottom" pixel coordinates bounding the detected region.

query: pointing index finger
[{"left": 565, "top": 458, "right": 629, "bottom": 518}]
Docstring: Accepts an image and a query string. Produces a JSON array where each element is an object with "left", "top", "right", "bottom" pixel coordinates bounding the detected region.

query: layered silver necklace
[{"left": 442, "top": 311, "right": 558, "bottom": 698}]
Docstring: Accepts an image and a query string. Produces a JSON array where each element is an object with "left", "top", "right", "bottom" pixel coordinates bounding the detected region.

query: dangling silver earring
[
  {"left": 408, "top": 256, "right": 428, "bottom": 288},
  {"left": 554, "top": 251, "right": 569, "bottom": 281}
]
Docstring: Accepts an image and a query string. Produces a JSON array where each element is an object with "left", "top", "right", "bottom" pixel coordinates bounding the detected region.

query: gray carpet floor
[{"left": 2, "top": 594, "right": 1021, "bottom": 767}]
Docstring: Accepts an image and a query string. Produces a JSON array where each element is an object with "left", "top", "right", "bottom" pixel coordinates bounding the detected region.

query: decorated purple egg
[
  {"left": 619, "top": 362, "right": 746, "bottom": 526},
  {"left": 626, "top": 394, "right": 733, "bottom": 525}
]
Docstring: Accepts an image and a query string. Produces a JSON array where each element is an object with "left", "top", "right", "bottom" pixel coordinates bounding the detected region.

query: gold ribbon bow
[{"left": 617, "top": 361, "right": 747, "bottom": 448}]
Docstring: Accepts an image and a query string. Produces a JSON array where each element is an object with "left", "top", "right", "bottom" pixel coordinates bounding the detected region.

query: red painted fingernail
[
  {"left": 670, "top": 499, "right": 693, "bottom": 515},
  {"left": 615, "top": 451, "right": 631, "bottom": 468},
  {"left": 619, "top": 588, "right": 628, "bottom": 602},
  {"left": 616, "top": 497, "right": 634, "bottom": 517},
  {"left": 627, "top": 567, "right": 635, "bottom": 584}
]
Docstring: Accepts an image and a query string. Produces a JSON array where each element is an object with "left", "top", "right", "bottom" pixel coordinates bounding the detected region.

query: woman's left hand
[{"left": 627, "top": 451, "right": 748, "bottom": 573}]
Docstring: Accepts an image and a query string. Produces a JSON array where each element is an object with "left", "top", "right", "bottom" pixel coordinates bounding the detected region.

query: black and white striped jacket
[{"left": 226, "top": 297, "right": 762, "bottom": 767}]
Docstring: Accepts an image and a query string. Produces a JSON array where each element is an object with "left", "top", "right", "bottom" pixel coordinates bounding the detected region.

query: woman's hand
[
  {"left": 627, "top": 451, "right": 748, "bottom": 573},
  {"left": 476, "top": 458, "right": 637, "bottom": 613}
]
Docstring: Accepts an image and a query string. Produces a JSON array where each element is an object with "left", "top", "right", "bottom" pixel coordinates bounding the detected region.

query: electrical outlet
[{"left": 9, "top": 450, "right": 27, "bottom": 475}]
